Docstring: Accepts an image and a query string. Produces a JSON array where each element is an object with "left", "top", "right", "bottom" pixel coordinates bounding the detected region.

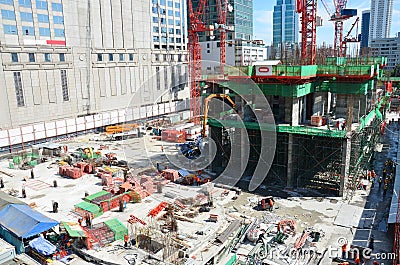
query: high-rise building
[
  {"left": 369, "top": 0, "right": 393, "bottom": 44},
  {"left": 360, "top": 10, "right": 370, "bottom": 50},
  {"left": 0, "top": 0, "right": 188, "bottom": 148},
  {"left": 272, "top": 0, "right": 299, "bottom": 45},
  {"left": 192, "top": 0, "right": 253, "bottom": 42}
]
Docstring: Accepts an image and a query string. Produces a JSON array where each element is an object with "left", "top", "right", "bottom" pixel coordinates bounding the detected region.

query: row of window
[
  {"left": 4, "top": 24, "right": 64, "bottom": 36},
  {"left": 151, "top": 7, "right": 180, "bottom": 17},
  {"left": 152, "top": 17, "right": 181, "bottom": 26},
  {"left": 1, "top": 10, "right": 64, "bottom": 24},
  {"left": 153, "top": 36, "right": 182, "bottom": 43},
  {"left": 153, "top": 26, "right": 181, "bottom": 35},
  {"left": 11, "top": 52, "right": 65, "bottom": 63},
  {"left": 97, "top": 53, "right": 134, "bottom": 62},
  {"left": 152, "top": 0, "right": 181, "bottom": 9},
  {"left": 0, "top": 0, "right": 62, "bottom": 12},
  {"left": 14, "top": 69, "right": 69, "bottom": 107}
]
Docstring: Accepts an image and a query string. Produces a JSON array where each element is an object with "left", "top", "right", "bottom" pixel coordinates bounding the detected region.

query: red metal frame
[
  {"left": 341, "top": 17, "right": 360, "bottom": 56},
  {"left": 297, "top": 0, "right": 317, "bottom": 65},
  {"left": 188, "top": 0, "right": 208, "bottom": 125}
]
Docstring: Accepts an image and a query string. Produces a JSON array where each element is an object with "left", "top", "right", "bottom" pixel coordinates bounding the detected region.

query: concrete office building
[
  {"left": 272, "top": 0, "right": 299, "bottom": 45},
  {"left": 369, "top": 0, "right": 393, "bottom": 44},
  {"left": 0, "top": 0, "right": 188, "bottom": 150},
  {"left": 360, "top": 10, "right": 370, "bottom": 50},
  {"left": 370, "top": 33, "right": 400, "bottom": 70}
]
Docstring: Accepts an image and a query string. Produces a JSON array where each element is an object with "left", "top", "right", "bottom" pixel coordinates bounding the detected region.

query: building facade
[
  {"left": 200, "top": 39, "right": 268, "bottom": 73},
  {"left": 369, "top": 0, "right": 393, "bottom": 44},
  {"left": 272, "top": 0, "right": 299, "bottom": 46},
  {"left": 360, "top": 10, "right": 370, "bottom": 50},
  {"left": 0, "top": 0, "right": 189, "bottom": 148},
  {"left": 192, "top": 0, "right": 253, "bottom": 42},
  {"left": 370, "top": 33, "right": 400, "bottom": 70}
]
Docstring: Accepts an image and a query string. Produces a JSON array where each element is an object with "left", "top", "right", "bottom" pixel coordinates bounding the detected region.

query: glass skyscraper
[
  {"left": 369, "top": 0, "right": 393, "bottom": 44},
  {"left": 272, "top": 0, "right": 299, "bottom": 45},
  {"left": 192, "top": 0, "right": 253, "bottom": 41},
  {"left": 360, "top": 10, "right": 370, "bottom": 50}
]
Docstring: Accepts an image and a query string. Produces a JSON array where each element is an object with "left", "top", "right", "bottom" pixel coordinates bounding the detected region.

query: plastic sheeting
[
  {"left": 29, "top": 237, "right": 56, "bottom": 256},
  {"left": 0, "top": 204, "right": 58, "bottom": 238}
]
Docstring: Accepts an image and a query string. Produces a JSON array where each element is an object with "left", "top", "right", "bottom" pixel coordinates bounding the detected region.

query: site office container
[{"left": 161, "top": 130, "right": 186, "bottom": 143}]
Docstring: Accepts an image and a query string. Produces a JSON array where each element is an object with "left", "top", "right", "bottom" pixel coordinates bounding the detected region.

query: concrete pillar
[
  {"left": 340, "top": 137, "right": 352, "bottom": 198},
  {"left": 211, "top": 126, "right": 223, "bottom": 174},
  {"left": 291, "top": 98, "right": 300, "bottom": 126},
  {"left": 286, "top": 133, "right": 294, "bottom": 188}
]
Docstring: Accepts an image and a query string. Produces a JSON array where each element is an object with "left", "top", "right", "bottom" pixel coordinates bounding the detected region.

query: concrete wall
[{"left": 0, "top": 0, "right": 188, "bottom": 130}]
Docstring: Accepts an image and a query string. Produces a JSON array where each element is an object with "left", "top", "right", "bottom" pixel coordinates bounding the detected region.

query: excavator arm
[{"left": 202, "top": 94, "right": 236, "bottom": 137}]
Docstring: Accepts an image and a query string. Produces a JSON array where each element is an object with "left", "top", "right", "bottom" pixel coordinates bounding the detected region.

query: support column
[
  {"left": 291, "top": 98, "right": 300, "bottom": 126},
  {"left": 286, "top": 134, "right": 294, "bottom": 188},
  {"left": 340, "top": 136, "right": 352, "bottom": 198}
]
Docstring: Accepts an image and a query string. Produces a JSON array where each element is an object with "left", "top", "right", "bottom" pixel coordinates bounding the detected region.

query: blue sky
[{"left": 253, "top": 0, "right": 400, "bottom": 45}]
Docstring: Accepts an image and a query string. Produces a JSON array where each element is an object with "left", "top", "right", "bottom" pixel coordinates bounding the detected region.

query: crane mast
[{"left": 296, "top": 0, "right": 317, "bottom": 65}]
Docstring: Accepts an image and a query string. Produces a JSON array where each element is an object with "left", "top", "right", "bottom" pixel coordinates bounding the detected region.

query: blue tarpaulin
[
  {"left": 29, "top": 236, "right": 56, "bottom": 255},
  {"left": 178, "top": 169, "right": 190, "bottom": 177},
  {"left": 0, "top": 204, "right": 59, "bottom": 238}
]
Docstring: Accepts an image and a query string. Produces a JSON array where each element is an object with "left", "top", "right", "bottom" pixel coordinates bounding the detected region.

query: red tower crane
[
  {"left": 216, "top": 0, "right": 228, "bottom": 75},
  {"left": 296, "top": 0, "right": 318, "bottom": 65},
  {"left": 321, "top": 0, "right": 355, "bottom": 57},
  {"left": 188, "top": 0, "right": 208, "bottom": 124}
]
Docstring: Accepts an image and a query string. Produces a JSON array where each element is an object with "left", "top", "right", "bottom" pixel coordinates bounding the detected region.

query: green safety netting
[
  {"left": 104, "top": 218, "right": 128, "bottom": 241},
  {"left": 74, "top": 201, "right": 102, "bottom": 217},
  {"left": 84, "top": 190, "right": 110, "bottom": 202},
  {"left": 61, "top": 221, "right": 86, "bottom": 237}
]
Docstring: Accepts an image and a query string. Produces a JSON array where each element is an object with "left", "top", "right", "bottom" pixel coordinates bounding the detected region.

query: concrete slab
[{"left": 333, "top": 204, "right": 364, "bottom": 228}]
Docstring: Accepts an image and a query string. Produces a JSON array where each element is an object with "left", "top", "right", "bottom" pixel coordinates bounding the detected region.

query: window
[
  {"left": 108, "top": 53, "right": 113, "bottom": 61},
  {"left": 174, "top": 2, "right": 180, "bottom": 8},
  {"left": 97, "top": 53, "right": 102, "bottom": 62},
  {"left": 13, "top": 72, "right": 24, "bottom": 107},
  {"left": 54, "top": 29, "right": 64, "bottom": 37},
  {"left": 18, "top": 0, "right": 31, "bottom": 8},
  {"left": 152, "top": 7, "right": 157, "bottom": 14},
  {"left": 53, "top": 16, "right": 63, "bottom": 24},
  {"left": 175, "top": 20, "right": 180, "bottom": 26},
  {"left": 0, "top": 0, "right": 13, "bottom": 5},
  {"left": 1, "top": 10, "right": 15, "bottom": 20},
  {"left": 174, "top": 11, "right": 180, "bottom": 17},
  {"left": 52, "top": 3, "right": 62, "bottom": 12},
  {"left": 28, "top": 53, "right": 35, "bottom": 62},
  {"left": 44, "top": 53, "right": 51, "bottom": 62},
  {"left": 119, "top": 54, "right": 124, "bottom": 61},
  {"left": 156, "top": 66, "right": 160, "bottom": 90},
  {"left": 129, "top": 53, "right": 134, "bottom": 61},
  {"left": 167, "top": 1, "right": 172, "bottom": 7},
  {"left": 160, "top": 17, "right": 165, "bottom": 24},
  {"left": 22, "top": 26, "right": 34, "bottom": 36},
  {"left": 153, "top": 36, "right": 159, "bottom": 42},
  {"left": 161, "top": 36, "right": 167, "bottom": 43},
  {"left": 176, "top": 37, "right": 181, "bottom": 42},
  {"left": 20, "top": 12, "right": 33, "bottom": 22},
  {"left": 152, "top": 17, "right": 158, "bottom": 23},
  {"left": 36, "top": 0, "right": 48, "bottom": 10},
  {"left": 168, "top": 19, "right": 173, "bottom": 25},
  {"left": 168, "top": 28, "right": 173, "bottom": 34},
  {"left": 152, "top": 0, "right": 157, "bottom": 3},
  {"left": 39, "top": 27, "right": 50, "bottom": 36},
  {"left": 160, "top": 0, "right": 165, "bottom": 5},
  {"left": 161, "top": 27, "right": 166, "bottom": 33},
  {"left": 168, "top": 10, "right": 173, "bottom": 16},
  {"left": 176, "top": 29, "right": 181, "bottom": 35},
  {"left": 37, "top": 14, "right": 49, "bottom": 23},
  {"left": 11, "top": 53, "right": 18, "bottom": 62},
  {"left": 153, "top": 26, "right": 159, "bottom": 32},
  {"left": 169, "top": 37, "right": 174, "bottom": 43},
  {"left": 61, "top": 69, "right": 69, "bottom": 101},
  {"left": 3, "top": 24, "right": 17, "bottom": 34},
  {"left": 59, "top": 53, "right": 65, "bottom": 62}
]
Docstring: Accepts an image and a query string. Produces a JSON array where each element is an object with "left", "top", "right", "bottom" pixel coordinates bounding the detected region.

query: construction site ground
[{"left": 0, "top": 113, "right": 398, "bottom": 265}]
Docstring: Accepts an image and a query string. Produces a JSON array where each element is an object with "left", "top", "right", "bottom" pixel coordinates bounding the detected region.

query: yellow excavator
[{"left": 202, "top": 94, "right": 236, "bottom": 137}]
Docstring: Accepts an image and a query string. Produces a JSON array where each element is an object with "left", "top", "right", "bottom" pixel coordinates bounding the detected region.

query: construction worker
[
  {"left": 124, "top": 234, "right": 129, "bottom": 248},
  {"left": 22, "top": 188, "right": 26, "bottom": 198},
  {"left": 379, "top": 177, "right": 383, "bottom": 188},
  {"left": 78, "top": 217, "right": 82, "bottom": 226},
  {"left": 383, "top": 183, "right": 388, "bottom": 197},
  {"left": 355, "top": 255, "right": 361, "bottom": 265},
  {"left": 383, "top": 168, "right": 387, "bottom": 178},
  {"left": 30, "top": 169, "right": 34, "bottom": 179},
  {"left": 341, "top": 243, "right": 347, "bottom": 259},
  {"left": 269, "top": 198, "right": 274, "bottom": 212},
  {"left": 0, "top": 177, "right": 4, "bottom": 188}
]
